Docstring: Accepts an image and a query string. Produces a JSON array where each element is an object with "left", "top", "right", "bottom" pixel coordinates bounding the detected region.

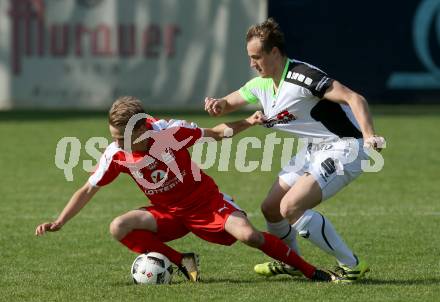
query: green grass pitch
[{"left": 0, "top": 106, "right": 439, "bottom": 301}]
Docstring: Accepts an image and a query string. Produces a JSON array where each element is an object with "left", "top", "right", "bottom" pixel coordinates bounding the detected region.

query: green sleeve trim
[
  {"left": 239, "top": 86, "right": 259, "bottom": 104},
  {"left": 239, "top": 77, "right": 273, "bottom": 104},
  {"left": 274, "top": 59, "right": 291, "bottom": 98}
]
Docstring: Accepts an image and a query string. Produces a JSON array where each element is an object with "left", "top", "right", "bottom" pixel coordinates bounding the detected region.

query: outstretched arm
[
  {"left": 204, "top": 90, "right": 248, "bottom": 117},
  {"left": 35, "top": 182, "right": 100, "bottom": 236},
  {"left": 202, "top": 111, "right": 265, "bottom": 141}
]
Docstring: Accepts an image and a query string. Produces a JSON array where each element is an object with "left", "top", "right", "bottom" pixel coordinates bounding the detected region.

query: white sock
[
  {"left": 266, "top": 219, "right": 300, "bottom": 255},
  {"left": 292, "top": 209, "right": 357, "bottom": 267}
]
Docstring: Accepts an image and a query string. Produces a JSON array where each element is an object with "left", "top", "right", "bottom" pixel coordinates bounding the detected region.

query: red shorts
[{"left": 140, "top": 193, "right": 243, "bottom": 246}]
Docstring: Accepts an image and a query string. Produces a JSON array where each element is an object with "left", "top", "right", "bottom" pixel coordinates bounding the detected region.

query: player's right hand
[
  {"left": 35, "top": 221, "right": 63, "bottom": 236},
  {"left": 204, "top": 97, "right": 226, "bottom": 116}
]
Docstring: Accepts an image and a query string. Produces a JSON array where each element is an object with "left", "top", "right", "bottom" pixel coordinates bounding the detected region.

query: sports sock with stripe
[
  {"left": 258, "top": 232, "right": 316, "bottom": 278},
  {"left": 292, "top": 209, "right": 357, "bottom": 267},
  {"left": 267, "top": 219, "right": 300, "bottom": 255}
]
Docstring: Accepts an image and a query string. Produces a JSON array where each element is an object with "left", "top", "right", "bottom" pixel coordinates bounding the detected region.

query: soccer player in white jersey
[
  {"left": 204, "top": 18, "right": 385, "bottom": 282},
  {"left": 35, "top": 97, "right": 342, "bottom": 283}
]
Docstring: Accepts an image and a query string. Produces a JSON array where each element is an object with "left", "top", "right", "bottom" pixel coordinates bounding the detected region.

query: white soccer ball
[{"left": 131, "top": 252, "right": 174, "bottom": 285}]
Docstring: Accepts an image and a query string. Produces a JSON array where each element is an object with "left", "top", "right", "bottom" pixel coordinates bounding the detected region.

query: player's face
[
  {"left": 109, "top": 125, "right": 126, "bottom": 149},
  {"left": 247, "top": 38, "right": 277, "bottom": 78},
  {"left": 109, "top": 124, "right": 148, "bottom": 151}
]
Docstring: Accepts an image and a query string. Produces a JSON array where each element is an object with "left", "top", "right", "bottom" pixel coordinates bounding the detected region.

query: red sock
[
  {"left": 258, "top": 232, "right": 316, "bottom": 279},
  {"left": 120, "top": 230, "right": 183, "bottom": 266}
]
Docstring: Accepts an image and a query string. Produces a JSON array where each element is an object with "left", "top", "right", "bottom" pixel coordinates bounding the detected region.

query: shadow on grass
[
  {"left": 360, "top": 278, "right": 440, "bottom": 286},
  {"left": 195, "top": 276, "right": 307, "bottom": 284},
  {"left": 113, "top": 277, "right": 440, "bottom": 287},
  {"left": 112, "top": 276, "right": 307, "bottom": 287}
]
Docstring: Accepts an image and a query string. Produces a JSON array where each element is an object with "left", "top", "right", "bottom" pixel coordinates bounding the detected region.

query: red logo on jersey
[
  {"left": 276, "top": 110, "right": 295, "bottom": 121},
  {"left": 116, "top": 127, "right": 193, "bottom": 190},
  {"left": 113, "top": 114, "right": 204, "bottom": 192},
  {"left": 264, "top": 110, "right": 296, "bottom": 128}
]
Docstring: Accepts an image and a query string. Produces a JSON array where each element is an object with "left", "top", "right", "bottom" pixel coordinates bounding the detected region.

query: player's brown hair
[
  {"left": 109, "top": 96, "right": 146, "bottom": 130},
  {"left": 246, "top": 18, "right": 286, "bottom": 56}
]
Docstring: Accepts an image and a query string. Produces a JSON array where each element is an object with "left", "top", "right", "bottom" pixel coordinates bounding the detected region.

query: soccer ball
[{"left": 131, "top": 252, "right": 174, "bottom": 285}]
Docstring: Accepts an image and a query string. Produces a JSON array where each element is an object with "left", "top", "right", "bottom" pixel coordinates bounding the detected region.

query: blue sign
[{"left": 388, "top": 0, "right": 440, "bottom": 89}]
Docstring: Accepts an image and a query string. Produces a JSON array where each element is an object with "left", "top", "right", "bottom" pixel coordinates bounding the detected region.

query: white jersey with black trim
[{"left": 239, "top": 59, "right": 362, "bottom": 139}]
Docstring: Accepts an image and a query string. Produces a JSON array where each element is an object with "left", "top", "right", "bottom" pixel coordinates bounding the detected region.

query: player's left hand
[
  {"left": 363, "top": 135, "right": 386, "bottom": 152},
  {"left": 246, "top": 111, "right": 266, "bottom": 126}
]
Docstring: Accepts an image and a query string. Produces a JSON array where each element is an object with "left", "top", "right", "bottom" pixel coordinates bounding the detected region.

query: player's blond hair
[
  {"left": 246, "top": 18, "right": 286, "bottom": 56},
  {"left": 109, "top": 96, "right": 146, "bottom": 130}
]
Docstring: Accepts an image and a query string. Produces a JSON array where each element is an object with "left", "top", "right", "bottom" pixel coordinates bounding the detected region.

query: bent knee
[
  {"left": 279, "top": 202, "right": 304, "bottom": 222},
  {"left": 109, "top": 217, "right": 131, "bottom": 239}
]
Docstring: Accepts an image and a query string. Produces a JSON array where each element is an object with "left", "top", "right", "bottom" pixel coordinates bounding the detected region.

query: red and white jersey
[{"left": 88, "top": 119, "right": 220, "bottom": 215}]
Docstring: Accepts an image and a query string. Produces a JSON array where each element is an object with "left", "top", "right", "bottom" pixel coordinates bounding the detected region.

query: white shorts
[{"left": 278, "top": 138, "right": 369, "bottom": 201}]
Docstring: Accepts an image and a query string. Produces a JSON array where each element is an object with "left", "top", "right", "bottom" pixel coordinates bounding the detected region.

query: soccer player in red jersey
[{"left": 35, "top": 96, "right": 339, "bottom": 282}]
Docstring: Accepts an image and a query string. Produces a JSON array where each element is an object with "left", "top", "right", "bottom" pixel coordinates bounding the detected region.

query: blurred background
[
  {"left": 0, "top": 0, "right": 266, "bottom": 109},
  {"left": 1, "top": 0, "right": 439, "bottom": 110}
]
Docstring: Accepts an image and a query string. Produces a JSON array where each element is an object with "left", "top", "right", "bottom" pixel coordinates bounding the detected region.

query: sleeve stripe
[
  {"left": 88, "top": 143, "right": 121, "bottom": 187},
  {"left": 316, "top": 76, "right": 330, "bottom": 92}
]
